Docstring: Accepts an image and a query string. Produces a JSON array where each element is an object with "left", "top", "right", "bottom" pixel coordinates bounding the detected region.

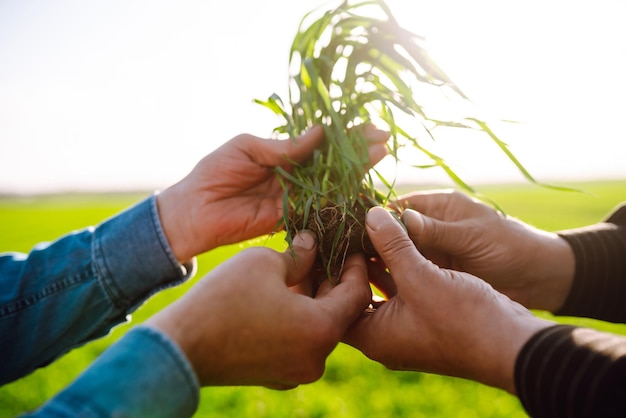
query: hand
[
  {"left": 146, "top": 231, "right": 372, "bottom": 389},
  {"left": 344, "top": 207, "right": 552, "bottom": 394},
  {"left": 157, "top": 125, "right": 389, "bottom": 262},
  {"left": 396, "top": 190, "right": 575, "bottom": 312}
]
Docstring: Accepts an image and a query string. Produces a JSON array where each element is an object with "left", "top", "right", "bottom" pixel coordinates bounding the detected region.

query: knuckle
[
  {"left": 230, "top": 133, "right": 251, "bottom": 147},
  {"left": 377, "top": 234, "right": 416, "bottom": 264},
  {"left": 465, "top": 220, "right": 485, "bottom": 239},
  {"left": 448, "top": 189, "right": 471, "bottom": 204},
  {"left": 232, "top": 133, "right": 256, "bottom": 143},
  {"left": 232, "top": 133, "right": 265, "bottom": 153},
  {"left": 242, "top": 247, "right": 283, "bottom": 266}
]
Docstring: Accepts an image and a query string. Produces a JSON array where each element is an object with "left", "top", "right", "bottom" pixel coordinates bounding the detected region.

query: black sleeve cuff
[
  {"left": 556, "top": 204, "right": 626, "bottom": 322},
  {"left": 515, "top": 324, "right": 626, "bottom": 418}
]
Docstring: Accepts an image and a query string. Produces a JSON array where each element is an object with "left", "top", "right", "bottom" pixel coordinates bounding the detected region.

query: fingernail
[
  {"left": 366, "top": 207, "right": 394, "bottom": 231},
  {"left": 401, "top": 209, "right": 425, "bottom": 236},
  {"left": 401, "top": 209, "right": 422, "bottom": 229},
  {"left": 293, "top": 230, "right": 317, "bottom": 251}
]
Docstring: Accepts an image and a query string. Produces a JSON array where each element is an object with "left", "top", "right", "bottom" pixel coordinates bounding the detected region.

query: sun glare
[{"left": 1, "top": 0, "right": 625, "bottom": 193}]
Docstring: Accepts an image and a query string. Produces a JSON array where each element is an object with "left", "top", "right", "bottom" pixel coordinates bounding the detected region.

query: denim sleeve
[
  {"left": 21, "top": 326, "right": 200, "bottom": 418},
  {"left": 0, "top": 195, "right": 196, "bottom": 385}
]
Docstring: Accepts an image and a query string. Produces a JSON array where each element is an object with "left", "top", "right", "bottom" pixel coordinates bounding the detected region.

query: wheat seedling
[{"left": 256, "top": 0, "right": 544, "bottom": 278}]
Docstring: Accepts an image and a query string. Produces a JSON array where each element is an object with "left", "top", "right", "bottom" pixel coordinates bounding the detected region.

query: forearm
[
  {"left": 21, "top": 326, "right": 200, "bottom": 418},
  {"left": 556, "top": 204, "right": 626, "bottom": 322},
  {"left": 515, "top": 324, "right": 626, "bottom": 418},
  {"left": 0, "top": 195, "right": 195, "bottom": 385},
  {"left": 466, "top": 305, "right": 553, "bottom": 395}
]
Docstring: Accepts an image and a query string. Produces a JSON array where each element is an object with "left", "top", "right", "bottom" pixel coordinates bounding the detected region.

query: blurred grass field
[{"left": 1, "top": 180, "right": 625, "bottom": 417}]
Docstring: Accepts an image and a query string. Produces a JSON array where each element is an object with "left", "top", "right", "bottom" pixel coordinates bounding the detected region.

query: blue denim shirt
[{"left": 0, "top": 195, "right": 200, "bottom": 416}]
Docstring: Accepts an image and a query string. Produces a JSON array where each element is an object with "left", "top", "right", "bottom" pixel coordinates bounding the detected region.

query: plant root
[{"left": 290, "top": 202, "right": 378, "bottom": 281}]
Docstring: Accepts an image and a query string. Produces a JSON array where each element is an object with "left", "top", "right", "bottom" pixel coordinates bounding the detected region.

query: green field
[{"left": 1, "top": 180, "right": 625, "bottom": 417}]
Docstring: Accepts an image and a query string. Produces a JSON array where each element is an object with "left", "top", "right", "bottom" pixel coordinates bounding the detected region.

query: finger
[
  {"left": 235, "top": 126, "right": 324, "bottom": 170},
  {"left": 401, "top": 208, "right": 466, "bottom": 253},
  {"left": 395, "top": 189, "right": 460, "bottom": 219},
  {"left": 368, "top": 143, "right": 387, "bottom": 167},
  {"left": 340, "top": 123, "right": 389, "bottom": 171},
  {"left": 396, "top": 189, "right": 487, "bottom": 221},
  {"left": 363, "top": 123, "right": 390, "bottom": 144},
  {"left": 315, "top": 254, "right": 372, "bottom": 328},
  {"left": 275, "top": 126, "right": 326, "bottom": 167},
  {"left": 282, "top": 230, "right": 318, "bottom": 287},
  {"left": 362, "top": 124, "right": 390, "bottom": 166},
  {"left": 366, "top": 207, "right": 436, "bottom": 292},
  {"left": 288, "top": 274, "right": 316, "bottom": 296}
]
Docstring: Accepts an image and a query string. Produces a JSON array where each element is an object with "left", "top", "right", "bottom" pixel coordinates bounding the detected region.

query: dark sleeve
[
  {"left": 515, "top": 324, "right": 626, "bottom": 418},
  {"left": 555, "top": 204, "right": 626, "bottom": 323}
]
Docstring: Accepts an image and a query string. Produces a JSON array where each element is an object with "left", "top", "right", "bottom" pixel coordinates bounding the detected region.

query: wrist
[
  {"left": 525, "top": 233, "right": 575, "bottom": 312},
  {"left": 156, "top": 186, "right": 196, "bottom": 263},
  {"left": 146, "top": 303, "right": 214, "bottom": 386},
  {"left": 475, "top": 303, "right": 554, "bottom": 394}
]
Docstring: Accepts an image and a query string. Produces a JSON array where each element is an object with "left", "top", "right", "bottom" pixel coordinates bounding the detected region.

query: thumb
[
  {"left": 283, "top": 230, "right": 318, "bottom": 287},
  {"left": 401, "top": 208, "right": 463, "bottom": 253},
  {"left": 366, "top": 207, "right": 428, "bottom": 293},
  {"left": 315, "top": 254, "right": 372, "bottom": 329}
]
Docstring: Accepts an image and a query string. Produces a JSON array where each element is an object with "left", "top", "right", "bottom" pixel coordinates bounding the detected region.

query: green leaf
[{"left": 256, "top": 0, "right": 562, "bottom": 276}]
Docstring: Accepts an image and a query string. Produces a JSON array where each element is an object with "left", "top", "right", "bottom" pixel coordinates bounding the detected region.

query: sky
[{"left": 1, "top": 0, "right": 625, "bottom": 194}]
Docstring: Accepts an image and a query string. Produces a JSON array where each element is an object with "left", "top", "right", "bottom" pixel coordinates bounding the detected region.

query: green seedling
[{"left": 256, "top": 0, "right": 542, "bottom": 278}]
